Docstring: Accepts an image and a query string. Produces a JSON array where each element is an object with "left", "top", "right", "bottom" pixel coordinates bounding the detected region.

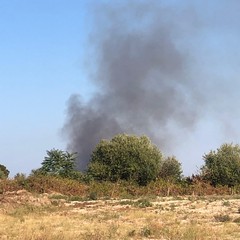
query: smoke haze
[{"left": 63, "top": 1, "right": 240, "bottom": 171}]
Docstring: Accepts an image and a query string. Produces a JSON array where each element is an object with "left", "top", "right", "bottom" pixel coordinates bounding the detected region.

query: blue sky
[
  {"left": 0, "top": 1, "right": 95, "bottom": 175},
  {"left": 1, "top": 0, "right": 240, "bottom": 177}
]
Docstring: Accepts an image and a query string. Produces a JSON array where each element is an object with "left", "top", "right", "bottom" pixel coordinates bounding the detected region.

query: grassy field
[{"left": 1, "top": 192, "right": 240, "bottom": 239}]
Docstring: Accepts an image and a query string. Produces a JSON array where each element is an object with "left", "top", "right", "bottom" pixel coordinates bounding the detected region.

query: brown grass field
[{"left": 1, "top": 190, "right": 240, "bottom": 239}]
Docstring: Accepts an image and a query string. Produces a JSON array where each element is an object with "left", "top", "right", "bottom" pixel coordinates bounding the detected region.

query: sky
[{"left": 1, "top": 0, "right": 240, "bottom": 177}]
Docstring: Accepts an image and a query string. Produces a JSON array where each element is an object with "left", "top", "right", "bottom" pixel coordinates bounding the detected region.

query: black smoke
[{"left": 63, "top": 1, "right": 203, "bottom": 170}]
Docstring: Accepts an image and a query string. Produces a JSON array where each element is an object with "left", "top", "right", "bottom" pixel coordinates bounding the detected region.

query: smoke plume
[{"left": 63, "top": 1, "right": 203, "bottom": 170}]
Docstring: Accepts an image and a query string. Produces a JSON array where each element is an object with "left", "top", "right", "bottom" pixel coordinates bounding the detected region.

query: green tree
[
  {"left": 87, "top": 134, "right": 163, "bottom": 185},
  {"left": 201, "top": 143, "right": 240, "bottom": 187},
  {"left": 39, "top": 149, "right": 77, "bottom": 178},
  {"left": 159, "top": 156, "right": 182, "bottom": 182},
  {"left": 0, "top": 164, "right": 9, "bottom": 179}
]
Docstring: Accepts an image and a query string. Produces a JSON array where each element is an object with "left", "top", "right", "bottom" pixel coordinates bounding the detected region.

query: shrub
[
  {"left": 214, "top": 214, "right": 231, "bottom": 222},
  {"left": 222, "top": 201, "right": 230, "bottom": 207},
  {"left": 25, "top": 174, "right": 88, "bottom": 195},
  {"left": 14, "top": 173, "right": 28, "bottom": 188},
  {"left": 87, "top": 134, "right": 163, "bottom": 185},
  {"left": 141, "top": 227, "right": 152, "bottom": 237},
  {"left": 0, "top": 164, "right": 9, "bottom": 179},
  {"left": 135, "top": 198, "right": 152, "bottom": 208},
  {"left": 202, "top": 143, "right": 240, "bottom": 187},
  {"left": 88, "top": 191, "right": 98, "bottom": 200},
  {"left": 158, "top": 156, "right": 183, "bottom": 182}
]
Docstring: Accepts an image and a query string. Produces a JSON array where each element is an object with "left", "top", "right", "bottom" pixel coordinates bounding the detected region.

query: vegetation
[
  {"left": 2, "top": 143, "right": 240, "bottom": 240},
  {"left": 2, "top": 137, "right": 240, "bottom": 197},
  {"left": 0, "top": 138, "right": 240, "bottom": 203},
  {"left": 1, "top": 194, "right": 240, "bottom": 239},
  {"left": 0, "top": 164, "right": 9, "bottom": 179},
  {"left": 201, "top": 143, "right": 240, "bottom": 187},
  {"left": 0, "top": 174, "right": 235, "bottom": 198},
  {"left": 2, "top": 137, "right": 240, "bottom": 198},
  {"left": 38, "top": 149, "right": 77, "bottom": 178},
  {"left": 214, "top": 214, "right": 231, "bottom": 222},
  {"left": 158, "top": 156, "right": 183, "bottom": 182},
  {"left": 87, "top": 134, "right": 163, "bottom": 185}
]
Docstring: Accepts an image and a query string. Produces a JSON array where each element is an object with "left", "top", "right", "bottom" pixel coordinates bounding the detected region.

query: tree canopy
[
  {"left": 87, "top": 134, "right": 163, "bottom": 185},
  {"left": 158, "top": 156, "right": 182, "bottom": 182},
  {"left": 201, "top": 143, "right": 240, "bottom": 187},
  {"left": 39, "top": 149, "right": 77, "bottom": 178},
  {"left": 0, "top": 164, "right": 9, "bottom": 179}
]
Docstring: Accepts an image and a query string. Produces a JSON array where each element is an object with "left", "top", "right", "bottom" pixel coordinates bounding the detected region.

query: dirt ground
[{"left": 0, "top": 191, "right": 240, "bottom": 239}]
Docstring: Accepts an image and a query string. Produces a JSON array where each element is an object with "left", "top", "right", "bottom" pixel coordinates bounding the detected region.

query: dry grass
[{"left": 1, "top": 195, "right": 240, "bottom": 239}]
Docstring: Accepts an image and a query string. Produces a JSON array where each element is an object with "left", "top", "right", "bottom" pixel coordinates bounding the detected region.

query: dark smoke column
[{"left": 63, "top": 1, "right": 200, "bottom": 171}]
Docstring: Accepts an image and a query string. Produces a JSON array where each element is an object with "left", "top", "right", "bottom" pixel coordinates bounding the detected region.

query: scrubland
[
  {"left": 1, "top": 189, "right": 240, "bottom": 239},
  {"left": 1, "top": 176, "right": 240, "bottom": 239}
]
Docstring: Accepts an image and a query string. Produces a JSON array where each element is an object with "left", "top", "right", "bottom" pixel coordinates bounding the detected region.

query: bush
[
  {"left": 135, "top": 198, "right": 152, "bottom": 208},
  {"left": 87, "top": 134, "right": 163, "bottom": 185},
  {"left": 0, "top": 179, "right": 22, "bottom": 192},
  {"left": 25, "top": 174, "right": 88, "bottom": 195},
  {"left": 14, "top": 173, "right": 28, "bottom": 188},
  {"left": 214, "top": 214, "right": 231, "bottom": 222},
  {"left": 158, "top": 156, "right": 183, "bottom": 182},
  {"left": 202, "top": 143, "right": 240, "bottom": 187},
  {"left": 0, "top": 164, "right": 9, "bottom": 179},
  {"left": 141, "top": 227, "right": 152, "bottom": 237}
]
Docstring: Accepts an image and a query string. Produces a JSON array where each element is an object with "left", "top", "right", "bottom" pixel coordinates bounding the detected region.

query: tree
[
  {"left": 0, "top": 164, "right": 9, "bottom": 179},
  {"left": 158, "top": 156, "right": 182, "bottom": 182},
  {"left": 87, "top": 134, "right": 163, "bottom": 185},
  {"left": 39, "top": 149, "right": 77, "bottom": 178},
  {"left": 201, "top": 143, "right": 240, "bottom": 187}
]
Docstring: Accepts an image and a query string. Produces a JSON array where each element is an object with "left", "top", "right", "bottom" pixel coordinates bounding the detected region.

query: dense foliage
[
  {"left": 0, "top": 164, "right": 9, "bottom": 179},
  {"left": 158, "top": 156, "right": 182, "bottom": 182},
  {"left": 3, "top": 136, "right": 240, "bottom": 195},
  {"left": 87, "top": 134, "right": 163, "bottom": 185},
  {"left": 202, "top": 143, "right": 240, "bottom": 187},
  {"left": 38, "top": 149, "right": 77, "bottom": 178}
]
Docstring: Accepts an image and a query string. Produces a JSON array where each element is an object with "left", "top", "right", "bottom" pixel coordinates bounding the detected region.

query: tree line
[{"left": 1, "top": 134, "right": 240, "bottom": 188}]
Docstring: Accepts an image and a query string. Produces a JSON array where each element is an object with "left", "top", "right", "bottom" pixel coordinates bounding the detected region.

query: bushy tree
[
  {"left": 0, "top": 164, "right": 9, "bottom": 179},
  {"left": 201, "top": 143, "right": 240, "bottom": 187},
  {"left": 39, "top": 149, "right": 77, "bottom": 178},
  {"left": 159, "top": 156, "right": 182, "bottom": 182},
  {"left": 87, "top": 134, "right": 163, "bottom": 185}
]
